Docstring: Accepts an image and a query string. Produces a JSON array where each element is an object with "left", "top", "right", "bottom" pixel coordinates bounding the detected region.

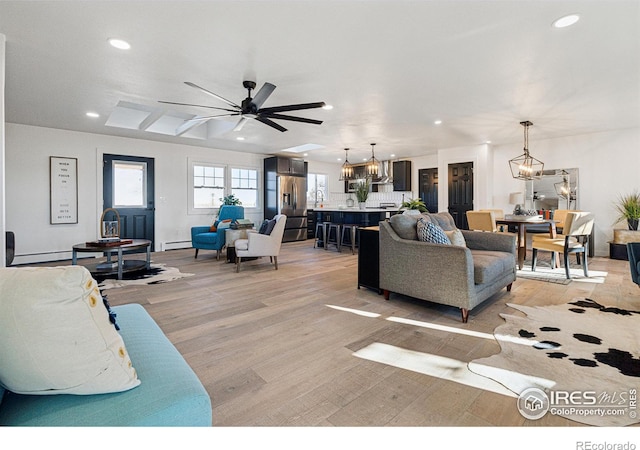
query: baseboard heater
[{"left": 160, "top": 240, "right": 192, "bottom": 251}]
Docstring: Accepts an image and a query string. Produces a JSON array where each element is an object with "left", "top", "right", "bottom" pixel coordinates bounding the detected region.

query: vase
[
  {"left": 628, "top": 219, "right": 639, "bottom": 231},
  {"left": 359, "top": 202, "right": 366, "bottom": 209}
]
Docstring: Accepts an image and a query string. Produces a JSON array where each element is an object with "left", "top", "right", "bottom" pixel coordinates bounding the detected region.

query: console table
[
  {"left": 72, "top": 239, "right": 152, "bottom": 279},
  {"left": 357, "top": 226, "right": 381, "bottom": 293}
]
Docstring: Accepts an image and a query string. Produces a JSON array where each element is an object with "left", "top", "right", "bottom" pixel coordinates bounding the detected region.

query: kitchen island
[{"left": 309, "top": 207, "right": 400, "bottom": 247}]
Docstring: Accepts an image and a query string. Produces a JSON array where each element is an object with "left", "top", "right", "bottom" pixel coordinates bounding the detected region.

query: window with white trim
[
  {"left": 193, "top": 163, "right": 225, "bottom": 209},
  {"left": 231, "top": 167, "right": 258, "bottom": 208},
  {"left": 307, "top": 173, "right": 327, "bottom": 205}
]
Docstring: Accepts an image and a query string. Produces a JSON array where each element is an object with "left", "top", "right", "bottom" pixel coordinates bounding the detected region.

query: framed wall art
[{"left": 50, "top": 156, "right": 78, "bottom": 224}]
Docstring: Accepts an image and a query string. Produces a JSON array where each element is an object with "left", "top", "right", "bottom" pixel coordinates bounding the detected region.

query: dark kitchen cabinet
[
  {"left": 276, "top": 157, "right": 306, "bottom": 176},
  {"left": 393, "top": 160, "right": 412, "bottom": 191}
]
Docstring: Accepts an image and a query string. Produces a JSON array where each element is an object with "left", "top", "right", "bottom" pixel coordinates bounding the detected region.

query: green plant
[
  {"left": 613, "top": 190, "right": 640, "bottom": 225},
  {"left": 400, "top": 198, "right": 427, "bottom": 213},
  {"left": 355, "top": 179, "right": 370, "bottom": 203},
  {"left": 220, "top": 194, "right": 242, "bottom": 206}
]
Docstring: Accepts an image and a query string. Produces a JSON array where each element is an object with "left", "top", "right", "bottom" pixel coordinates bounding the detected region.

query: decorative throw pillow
[
  {"left": 0, "top": 266, "right": 140, "bottom": 395},
  {"left": 389, "top": 214, "right": 421, "bottom": 240},
  {"left": 215, "top": 219, "right": 233, "bottom": 232},
  {"left": 445, "top": 229, "right": 466, "bottom": 247},
  {"left": 258, "top": 219, "right": 269, "bottom": 234},
  {"left": 417, "top": 217, "right": 451, "bottom": 245},
  {"left": 209, "top": 220, "right": 219, "bottom": 232},
  {"left": 263, "top": 218, "right": 277, "bottom": 235}
]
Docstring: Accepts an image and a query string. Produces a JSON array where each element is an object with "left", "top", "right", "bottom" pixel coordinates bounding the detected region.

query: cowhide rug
[
  {"left": 468, "top": 298, "right": 640, "bottom": 426},
  {"left": 97, "top": 263, "right": 194, "bottom": 290}
]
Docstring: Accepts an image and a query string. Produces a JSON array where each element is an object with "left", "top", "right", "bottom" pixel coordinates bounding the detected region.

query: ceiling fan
[{"left": 159, "top": 80, "right": 326, "bottom": 133}]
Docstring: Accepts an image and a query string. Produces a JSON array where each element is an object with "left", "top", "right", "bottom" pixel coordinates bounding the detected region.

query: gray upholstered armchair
[{"left": 191, "top": 205, "right": 244, "bottom": 260}]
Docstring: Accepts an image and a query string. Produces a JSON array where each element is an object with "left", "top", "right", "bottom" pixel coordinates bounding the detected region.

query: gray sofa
[{"left": 379, "top": 212, "right": 517, "bottom": 322}]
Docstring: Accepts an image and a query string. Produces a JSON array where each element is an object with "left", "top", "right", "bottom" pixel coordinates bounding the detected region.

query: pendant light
[
  {"left": 339, "top": 148, "right": 355, "bottom": 181},
  {"left": 366, "top": 143, "right": 380, "bottom": 178},
  {"left": 508, "top": 121, "right": 544, "bottom": 180}
]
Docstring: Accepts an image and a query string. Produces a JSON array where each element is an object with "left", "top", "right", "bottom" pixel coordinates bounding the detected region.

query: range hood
[{"left": 372, "top": 160, "right": 393, "bottom": 184}]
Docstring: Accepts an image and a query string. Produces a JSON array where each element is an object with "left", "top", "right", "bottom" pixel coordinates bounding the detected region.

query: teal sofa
[
  {"left": 0, "top": 303, "right": 212, "bottom": 426},
  {"left": 191, "top": 205, "right": 245, "bottom": 260}
]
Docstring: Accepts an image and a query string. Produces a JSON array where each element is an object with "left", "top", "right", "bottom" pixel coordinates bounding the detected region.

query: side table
[
  {"left": 225, "top": 228, "right": 255, "bottom": 263},
  {"left": 357, "top": 226, "right": 381, "bottom": 293}
]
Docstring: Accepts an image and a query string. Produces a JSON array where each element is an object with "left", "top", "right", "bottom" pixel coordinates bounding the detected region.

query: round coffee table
[{"left": 72, "top": 239, "right": 152, "bottom": 279}]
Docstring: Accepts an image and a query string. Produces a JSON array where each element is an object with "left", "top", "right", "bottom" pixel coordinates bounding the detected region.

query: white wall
[
  {"left": 5, "top": 122, "right": 640, "bottom": 262},
  {"left": 1, "top": 34, "right": 6, "bottom": 267},
  {"left": 5, "top": 123, "right": 266, "bottom": 263}
]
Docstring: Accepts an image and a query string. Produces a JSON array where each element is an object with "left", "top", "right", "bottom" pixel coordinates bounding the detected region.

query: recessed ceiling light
[
  {"left": 434, "top": 120, "right": 442, "bottom": 125},
  {"left": 108, "top": 38, "right": 130, "bottom": 50},
  {"left": 485, "top": 140, "right": 492, "bottom": 144},
  {"left": 553, "top": 14, "right": 580, "bottom": 28},
  {"left": 322, "top": 104, "right": 333, "bottom": 110},
  {"left": 303, "top": 153, "right": 308, "bottom": 157},
  {"left": 86, "top": 112, "right": 100, "bottom": 118},
  {"left": 390, "top": 154, "right": 396, "bottom": 158},
  {"left": 236, "top": 136, "right": 245, "bottom": 141}
]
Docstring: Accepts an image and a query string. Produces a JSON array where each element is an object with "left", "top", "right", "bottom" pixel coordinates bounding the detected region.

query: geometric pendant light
[
  {"left": 339, "top": 148, "right": 355, "bottom": 181},
  {"left": 365, "top": 143, "right": 380, "bottom": 178},
  {"left": 508, "top": 121, "right": 544, "bottom": 180}
]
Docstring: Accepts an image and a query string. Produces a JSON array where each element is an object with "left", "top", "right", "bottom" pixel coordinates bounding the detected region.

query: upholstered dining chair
[
  {"left": 627, "top": 242, "right": 640, "bottom": 287},
  {"left": 531, "top": 211, "right": 594, "bottom": 279},
  {"left": 466, "top": 210, "right": 500, "bottom": 232},
  {"left": 234, "top": 214, "right": 286, "bottom": 272},
  {"left": 191, "top": 205, "right": 244, "bottom": 260}
]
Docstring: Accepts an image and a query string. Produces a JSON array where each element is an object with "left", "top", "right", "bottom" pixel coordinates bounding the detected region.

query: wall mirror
[{"left": 525, "top": 168, "right": 579, "bottom": 211}]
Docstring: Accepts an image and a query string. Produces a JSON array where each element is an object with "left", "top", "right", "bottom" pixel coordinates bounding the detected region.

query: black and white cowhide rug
[
  {"left": 468, "top": 298, "right": 640, "bottom": 426},
  {"left": 97, "top": 263, "right": 194, "bottom": 290}
]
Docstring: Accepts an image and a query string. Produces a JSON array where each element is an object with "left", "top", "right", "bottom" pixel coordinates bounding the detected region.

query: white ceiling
[{"left": 1, "top": 0, "right": 639, "bottom": 164}]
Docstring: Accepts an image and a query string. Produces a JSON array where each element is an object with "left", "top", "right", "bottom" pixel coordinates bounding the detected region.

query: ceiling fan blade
[
  {"left": 260, "top": 113, "right": 323, "bottom": 125},
  {"left": 184, "top": 81, "right": 242, "bottom": 109},
  {"left": 250, "top": 82, "right": 276, "bottom": 109},
  {"left": 255, "top": 116, "right": 287, "bottom": 132},
  {"left": 233, "top": 117, "right": 249, "bottom": 132},
  {"left": 158, "top": 100, "right": 238, "bottom": 113},
  {"left": 258, "top": 102, "right": 326, "bottom": 114},
  {"left": 185, "top": 112, "right": 241, "bottom": 123}
]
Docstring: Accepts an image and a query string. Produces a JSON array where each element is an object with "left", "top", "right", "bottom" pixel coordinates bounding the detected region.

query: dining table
[{"left": 495, "top": 217, "right": 558, "bottom": 270}]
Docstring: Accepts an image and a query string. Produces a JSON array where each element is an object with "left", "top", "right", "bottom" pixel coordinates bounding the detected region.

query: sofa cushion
[
  {"left": 470, "top": 250, "right": 515, "bottom": 284},
  {"left": 389, "top": 214, "right": 421, "bottom": 240},
  {"left": 427, "top": 212, "right": 457, "bottom": 231},
  {"left": 0, "top": 266, "right": 140, "bottom": 395},
  {"left": 417, "top": 218, "right": 451, "bottom": 244}
]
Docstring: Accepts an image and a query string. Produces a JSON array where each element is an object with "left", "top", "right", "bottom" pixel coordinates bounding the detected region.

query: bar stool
[
  {"left": 325, "top": 223, "right": 342, "bottom": 251},
  {"left": 340, "top": 224, "right": 358, "bottom": 254},
  {"left": 313, "top": 222, "right": 325, "bottom": 248}
]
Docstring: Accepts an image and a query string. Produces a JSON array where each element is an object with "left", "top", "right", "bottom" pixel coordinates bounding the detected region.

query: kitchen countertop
[{"left": 309, "top": 207, "right": 400, "bottom": 213}]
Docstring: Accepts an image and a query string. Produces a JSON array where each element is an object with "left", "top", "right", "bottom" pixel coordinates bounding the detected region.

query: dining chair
[
  {"left": 531, "top": 211, "right": 594, "bottom": 279},
  {"left": 480, "top": 209, "right": 506, "bottom": 231},
  {"left": 466, "top": 210, "right": 497, "bottom": 232}
]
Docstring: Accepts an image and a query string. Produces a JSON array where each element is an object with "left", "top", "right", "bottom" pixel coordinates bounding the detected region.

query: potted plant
[
  {"left": 220, "top": 194, "right": 242, "bottom": 206},
  {"left": 400, "top": 198, "right": 427, "bottom": 215},
  {"left": 355, "top": 179, "right": 370, "bottom": 209},
  {"left": 613, "top": 190, "right": 640, "bottom": 230}
]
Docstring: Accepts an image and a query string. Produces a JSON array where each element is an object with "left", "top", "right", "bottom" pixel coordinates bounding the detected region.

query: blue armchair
[{"left": 191, "top": 205, "right": 244, "bottom": 260}]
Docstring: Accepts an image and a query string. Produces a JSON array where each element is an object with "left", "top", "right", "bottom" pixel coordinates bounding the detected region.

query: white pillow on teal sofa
[{"left": 0, "top": 266, "right": 139, "bottom": 395}]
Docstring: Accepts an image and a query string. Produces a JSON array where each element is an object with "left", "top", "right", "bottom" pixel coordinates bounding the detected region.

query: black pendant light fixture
[
  {"left": 366, "top": 143, "right": 380, "bottom": 178},
  {"left": 339, "top": 148, "right": 355, "bottom": 181},
  {"left": 508, "top": 121, "right": 544, "bottom": 180}
]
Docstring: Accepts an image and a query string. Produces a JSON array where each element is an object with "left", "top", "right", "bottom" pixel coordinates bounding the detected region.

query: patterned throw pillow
[{"left": 417, "top": 217, "right": 451, "bottom": 244}]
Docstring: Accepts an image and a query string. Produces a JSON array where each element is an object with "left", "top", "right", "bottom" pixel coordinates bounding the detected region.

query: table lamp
[{"left": 509, "top": 192, "right": 524, "bottom": 215}]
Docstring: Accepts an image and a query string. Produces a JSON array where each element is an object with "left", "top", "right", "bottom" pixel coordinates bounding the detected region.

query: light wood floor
[{"left": 57, "top": 240, "right": 639, "bottom": 426}]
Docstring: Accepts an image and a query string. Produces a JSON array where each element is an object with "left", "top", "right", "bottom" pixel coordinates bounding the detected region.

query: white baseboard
[{"left": 160, "top": 240, "right": 192, "bottom": 251}]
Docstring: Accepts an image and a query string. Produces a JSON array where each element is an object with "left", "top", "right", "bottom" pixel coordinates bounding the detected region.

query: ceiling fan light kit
[
  {"left": 160, "top": 80, "right": 326, "bottom": 133},
  {"left": 508, "top": 120, "right": 544, "bottom": 181}
]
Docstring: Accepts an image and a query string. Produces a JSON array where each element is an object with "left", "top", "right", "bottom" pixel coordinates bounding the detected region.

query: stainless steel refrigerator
[{"left": 264, "top": 157, "right": 308, "bottom": 242}]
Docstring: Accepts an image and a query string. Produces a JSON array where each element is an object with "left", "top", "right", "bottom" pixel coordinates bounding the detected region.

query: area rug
[
  {"left": 516, "top": 264, "right": 607, "bottom": 285},
  {"left": 97, "top": 263, "right": 194, "bottom": 290},
  {"left": 468, "top": 299, "right": 640, "bottom": 426}
]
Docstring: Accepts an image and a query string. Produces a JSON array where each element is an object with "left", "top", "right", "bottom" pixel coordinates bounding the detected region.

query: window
[
  {"left": 113, "top": 161, "right": 146, "bottom": 207},
  {"left": 193, "top": 163, "right": 225, "bottom": 209},
  {"left": 307, "top": 173, "right": 328, "bottom": 205},
  {"left": 231, "top": 168, "right": 258, "bottom": 208}
]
